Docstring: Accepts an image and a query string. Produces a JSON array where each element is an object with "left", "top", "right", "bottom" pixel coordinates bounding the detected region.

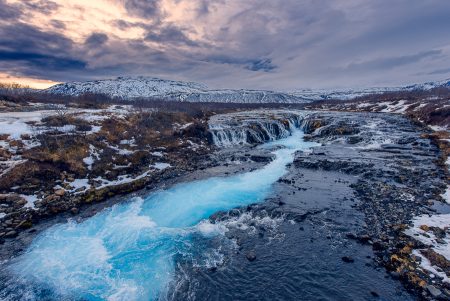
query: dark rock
[
  {"left": 372, "top": 240, "right": 385, "bottom": 251},
  {"left": 246, "top": 251, "right": 257, "bottom": 262},
  {"left": 389, "top": 272, "right": 401, "bottom": 280},
  {"left": 357, "top": 235, "right": 371, "bottom": 244},
  {"left": 426, "top": 285, "right": 442, "bottom": 298},
  {"left": 346, "top": 232, "right": 357, "bottom": 240},
  {"left": 341, "top": 256, "right": 354, "bottom": 263},
  {"left": 250, "top": 155, "right": 273, "bottom": 163},
  {"left": 5, "top": 230, "right": 17, "bottom": 238}
]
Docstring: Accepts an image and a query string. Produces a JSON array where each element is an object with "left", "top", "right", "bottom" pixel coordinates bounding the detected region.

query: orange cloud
[{"left": 0, "top": 73, "right": 59, "bottom": 89}]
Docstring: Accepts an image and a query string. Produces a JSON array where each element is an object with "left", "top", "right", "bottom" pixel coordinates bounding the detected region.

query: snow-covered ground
[
  {"left": 0, "top": 105, "right": 132, "bottom": 179},
  {"left": 406, "top": 213, "right": 450, "bottom": 283}
]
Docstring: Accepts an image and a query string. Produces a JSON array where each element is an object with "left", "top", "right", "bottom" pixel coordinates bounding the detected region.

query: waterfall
[{"left": 208, "top": 110, "right": 305, "bottom": 147}]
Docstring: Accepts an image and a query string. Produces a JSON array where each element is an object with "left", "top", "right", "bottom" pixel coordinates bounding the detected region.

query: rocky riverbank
[
  {"left": 0, "top": 102, "right": 216, "bottom": 244},
  {"left": 170, "top": 110, "right": 449, "bottom": 300}
]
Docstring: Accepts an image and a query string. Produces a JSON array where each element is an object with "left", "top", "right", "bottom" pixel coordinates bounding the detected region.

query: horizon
[
  {"left": 1, "top": 1, "right": 450, "bottom": 90},
  {"left": 3, "top": 75, "right": 450, "bottom": 92}
]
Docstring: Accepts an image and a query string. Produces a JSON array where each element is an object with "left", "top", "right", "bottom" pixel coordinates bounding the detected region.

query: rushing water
[{"left": 1, "top": 129, "right": 317, "bottom": 301}]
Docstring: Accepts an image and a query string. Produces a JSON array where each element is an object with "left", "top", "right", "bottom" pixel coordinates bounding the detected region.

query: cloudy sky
[{"left": 1, "top": 0, "right": 450, "bottom": 90}]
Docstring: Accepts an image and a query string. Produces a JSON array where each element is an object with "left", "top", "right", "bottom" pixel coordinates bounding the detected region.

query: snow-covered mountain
[
  {"left": 44, "top": 76, "right": 450, "bottom": 103},
  {"left": 45, "top": 76, "right": 304, "bottom": 103},
  {"left": 291, "top": 79, "right": 450, "bottom": 101},
  {"left": 45, "top": 77, "right": 207, "bottom": 99},
  {"left": 403, "top": 79, "right": 450, "bottom": 91}
]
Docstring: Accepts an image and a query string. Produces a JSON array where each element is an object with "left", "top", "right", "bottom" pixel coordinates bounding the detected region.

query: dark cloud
[
  {"left": 0, "top": 51, "right": 86, "bottom": 71},
  {"left": 85, "top": 33, "right": 109, "bottom": 47},
  {"left": 0, "top": 22, "right": 85, "bottom": 80},
  {"left": 145, "top": 26, "right": 198, "bottom": 47},
  {"left": 245, "top": 59, "right": 277, "bottom": 72},
  {"left": 0, "top": 23, "right": 74, "bottom": 55},
  {"left": 123, "top": 0, "right": 161, "bottom": 19},
  {"left": 50, "top": 19, "right": 66, "bottom": 30},
  {"left": 0, "top": 0, "right": 22, "bottom": 20},
  {"left": 205, "top": 55, "right": 277, "bottom": 72}
]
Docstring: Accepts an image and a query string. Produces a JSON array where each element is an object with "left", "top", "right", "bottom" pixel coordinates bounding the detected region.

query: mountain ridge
[{"left": 44, "top": 76, "right": 450, "bottom": 103}]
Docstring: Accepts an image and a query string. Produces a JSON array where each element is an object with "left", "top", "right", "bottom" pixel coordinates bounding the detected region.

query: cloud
[
  {"left": 345, "top": 50, "right": 443, "bottom": 72},
  {"left": 205, "top": 55, "right": 277, "bottom": 72},
  {"left": 245, "top": 59, "right": 277, "bottom": 72},
  {"left": 2, "top": 0, "right": 450, "bottom": 89},
  {"left": 0, "top": 51, "right": 86, "bottom": 71},
  {"left": 426, "top": 67, "right": 450, "bottom": 76},
  {"left": 20, "top": 0, "right": 59, "bottom": 15},
  {"left": 0, "top": 0, "right": 22, "bottom": 19},
  {"left": 144, "top": 25, "right": 198, "bottom": 47},
  {"left": 85, "top": 33, "right": 109, "bottom": 47},
  {"left": 122, "top": 0, "right": 161, "bottom": 19}
]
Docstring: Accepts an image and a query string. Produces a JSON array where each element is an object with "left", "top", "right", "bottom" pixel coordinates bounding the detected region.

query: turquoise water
[{"left": 7, "top": 129, "right": 317, "bottom": 301}]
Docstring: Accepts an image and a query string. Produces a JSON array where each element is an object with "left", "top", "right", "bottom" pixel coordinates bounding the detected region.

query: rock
[
  {"left": 70, "top": 207, "right": 79, "bottom": 215},
  {"left": 346, "top": 232, "right": 357, "bottom": 240},
  {"left": 250, "top": 155, "right": 273, "bottom": 163},
  {"left": 389, "top": 271, "right": 401, "bottom": 280},
  {"left": 341, "top": 256, "right": 354, "bottom": 263},
  {"left": 427, "top": 285, "right": 442, "bottom": 298},
  {"left": 372, "top": 240, "right": 385, "bottom": 251},
  {"left": 246, "top": 251, "right": 257, "bottom": 262},
  {"left": 357, "top": 235, "right": 371, "bottom": 244},
  {"left": 54, "top": 189, "right": 66, "bottom": 196},
  {"left": 419, "top": 224, "right": 430, "bottom": 231},
  {"left": 17, "top": 220, "right": 32, "bottom": 229},
  {"left": 5, "top": 230, "right": 17, "bottom": 238}
]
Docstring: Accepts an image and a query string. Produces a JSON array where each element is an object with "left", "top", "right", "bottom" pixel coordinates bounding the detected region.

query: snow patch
[
  {"left": 150, "top": 163, "right": 171, "bottom": 170},
  {"left": 94, "top": 170, "right": 152, "bottom": 189},
  {"left": 413, "top": 250, "right": 450, "bottom": 283},
  {"left": 151, "top": 151, "right": 164, "bottom": 157},
  {"left": 179, "top": 122, "right": 193, "bottom": 130},
  {"left": 83, "top": 145, "right": 100, "bottom": 171},
  {"left": 20, "top": 194, "right": 38, "bottom": 209},
  {"left": 405, "top": 214, "right": 450, "bottom": 261},
  {"left": 68, "top": 178, "right": 91, "bottom": 194}
]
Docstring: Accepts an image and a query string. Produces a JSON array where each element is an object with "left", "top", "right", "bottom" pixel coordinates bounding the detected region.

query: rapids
[{"left": 1, "top": 129, "right": 317, "bottom": 301}]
